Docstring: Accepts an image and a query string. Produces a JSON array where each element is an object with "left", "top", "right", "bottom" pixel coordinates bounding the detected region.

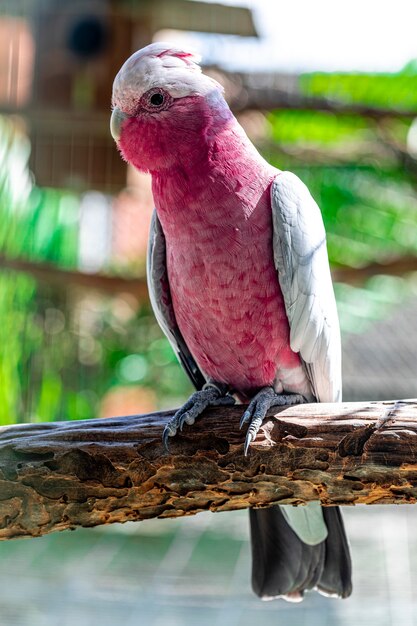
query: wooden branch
[
  {"left": 331, "top": 255, "right": 417, "bottom": 284},
  {"left": 1, "top": 399, "right": 417, "bottom": 541},
  {"left": 3, "top": 252, "right": 417, "bottom": 297},
  {"left": 0, "top": 254, "right": 148, "bottom": 299}
]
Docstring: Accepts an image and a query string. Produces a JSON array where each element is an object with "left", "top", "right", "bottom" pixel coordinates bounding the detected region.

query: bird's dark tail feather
[{"left": 249, "top": 506, "right": 352, "bottom": 601}]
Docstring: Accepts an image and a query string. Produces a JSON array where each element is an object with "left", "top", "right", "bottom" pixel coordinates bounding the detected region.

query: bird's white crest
[{"left": 112, "top": 42, "right": 222, "bottom": 114}]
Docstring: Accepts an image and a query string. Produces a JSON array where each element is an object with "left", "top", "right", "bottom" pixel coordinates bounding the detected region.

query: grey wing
[
  {"left": 271, "top": 172, "right": 341, "bottom": 403},
  {"left": 147, "top": 210, "right": 206, "bottom": 391}
]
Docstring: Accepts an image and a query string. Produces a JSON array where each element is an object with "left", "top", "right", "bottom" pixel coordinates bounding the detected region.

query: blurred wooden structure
[
  {"left": 0, "top": 0, "right": 257, "bottom": 191},
  {"left": 212, "top": 68, "right": 417, "bottom": 118},
  {"left": 2, "top": 249, "right": 417, "bottom": 295}
]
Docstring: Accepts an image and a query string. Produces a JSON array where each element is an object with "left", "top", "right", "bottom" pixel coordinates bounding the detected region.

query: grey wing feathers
[
  {"left": 147, "top": 210, "right": 206, "bottom": 390},
  {"left": 250, "top": 505, "right": 352, "bottom": 599},
  {"left": 271, "top": 172, "right": 341, "bottom": 403}
]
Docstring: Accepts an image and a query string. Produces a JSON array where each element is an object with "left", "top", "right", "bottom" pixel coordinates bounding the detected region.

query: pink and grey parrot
[{"left": 110, "top": 42, "right": 352, "bottom": 601}]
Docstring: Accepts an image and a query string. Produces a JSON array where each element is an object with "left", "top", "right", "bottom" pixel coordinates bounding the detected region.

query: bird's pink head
[{"left": 111, "top": 42, "right": 229, "bottom": 173}]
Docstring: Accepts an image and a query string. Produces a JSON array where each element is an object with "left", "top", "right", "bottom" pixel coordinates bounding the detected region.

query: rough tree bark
[{"left": 1, "top": 399, "right": 417, "bottom": 541}]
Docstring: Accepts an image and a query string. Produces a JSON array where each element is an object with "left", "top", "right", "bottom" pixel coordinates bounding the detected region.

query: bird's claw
[
  {"left": 240, "top": 388, "right": 306, "bottom": 456},
  {"left": 239, "top": 409, "right": 251, "bottom": 429},
  {"left": 162, "top": 384, "right": 235, "bottom": 451},
  {"left": 163, "top": 423, "right": 176, "bottom": 451},
  {"left": 244, "top": 430, "right": 254, "bottom": 456},
  {"left": 179, "top": 411, "right": 195, "bottom": 431}
]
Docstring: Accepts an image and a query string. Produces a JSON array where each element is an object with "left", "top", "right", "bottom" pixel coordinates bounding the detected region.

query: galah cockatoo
[{"left": 110, "top": 42, "right": 352, "bottom": 601}]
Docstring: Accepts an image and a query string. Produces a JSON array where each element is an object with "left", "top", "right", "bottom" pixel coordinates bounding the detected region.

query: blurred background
[{"left": 1, "top": 0, "right": 417, "bottom": 624}]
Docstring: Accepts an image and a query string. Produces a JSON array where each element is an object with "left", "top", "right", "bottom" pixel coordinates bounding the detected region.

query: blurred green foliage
[
  {"left": 269, "top": 110, "right": 370, "bottom": 146},
  {"left": 265, "top": 96, "right": 417, "bottom": 336},
  {"left": 1, "top": 64, "right": 417, "bottom": 424},
  {"left": 294, "top": 167, "right": 417, "bottom": 267},
  {"left": 301, "top": 63, "right": 417, "bottom": 110},
  {"left": 0, "top": 119, "right": 79, "bottom": 267},
  {"left": 0, "top": 117, "right": 192, "bottom": 424}
]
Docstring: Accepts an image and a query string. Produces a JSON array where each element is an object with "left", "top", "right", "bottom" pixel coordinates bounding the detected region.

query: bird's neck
[{"left": 151, "top": 113, "right": 276, "bottom": 234}]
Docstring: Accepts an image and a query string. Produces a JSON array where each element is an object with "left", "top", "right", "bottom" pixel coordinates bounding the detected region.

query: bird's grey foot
[
  {"left": 240, "top": 387, "right": 306, "bottom": 455},
  {"left": 163, "top": 382, "right": 235, "bottom": 450}
]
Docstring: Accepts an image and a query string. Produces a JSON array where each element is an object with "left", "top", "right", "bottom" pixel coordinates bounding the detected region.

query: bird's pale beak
[{"left": 110, "top": 107, "right": 128, "bottom": 142}]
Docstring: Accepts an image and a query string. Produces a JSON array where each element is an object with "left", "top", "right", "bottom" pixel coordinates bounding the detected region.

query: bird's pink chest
[{"left": 163, "top": 189, "right": 300, "bottom": 394}]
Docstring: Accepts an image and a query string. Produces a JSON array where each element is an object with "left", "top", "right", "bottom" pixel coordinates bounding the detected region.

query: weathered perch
[{"left": 1, "top": 399, "right": 417, "bottom": 541}]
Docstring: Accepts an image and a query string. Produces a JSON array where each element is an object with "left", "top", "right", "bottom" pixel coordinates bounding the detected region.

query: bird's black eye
[
  {"left": 140, "top": 89, "right": 171, "bottom": 113},
  {"left": 150, "top": 92, "right": 164, "bottom": 106}
]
